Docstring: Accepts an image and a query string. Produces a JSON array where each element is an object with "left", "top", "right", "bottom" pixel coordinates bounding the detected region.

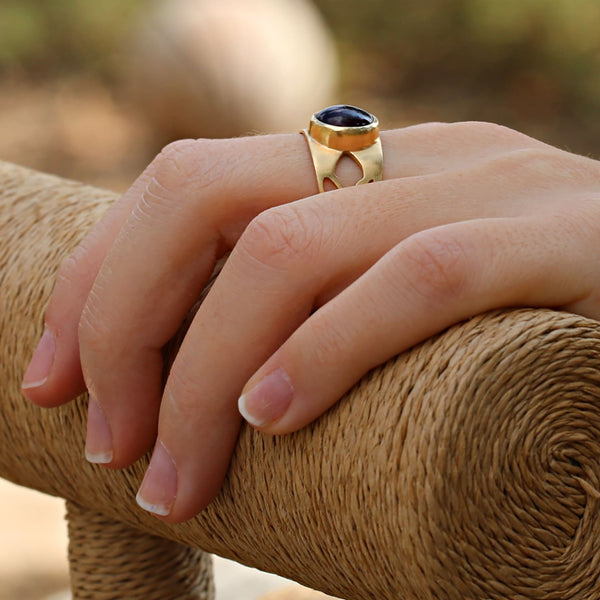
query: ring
[{"left": 301, "top": 104, "right": 383, "bottom": 193}]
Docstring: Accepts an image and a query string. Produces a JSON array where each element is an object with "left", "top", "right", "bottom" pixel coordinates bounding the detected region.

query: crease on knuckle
[
  {"left": 130, "top": 139, "right": 225, "bottom": 225},
  {"left": 77, "top": 285, "right": 117, "bottom": 357},
  {"left": 450, "top": 121, "right": 534, "bottom": 145},
  {"left": 238, "top": 205, "right": 324, "bottom": 271},
  {"left": 399, "top": 230, "right": 468, "bottom": 305},
  {"left": 54, "top": 244, "right": 88, "bottom": 290},
  {"left": 152, "top": 139, "right": 224, "bottom": 197},
  {"left": 485, "top": 147, "right": 580, "bottom": 184},
  {"left": 462, "top": 120, "right": 517, "bottom": 138}
]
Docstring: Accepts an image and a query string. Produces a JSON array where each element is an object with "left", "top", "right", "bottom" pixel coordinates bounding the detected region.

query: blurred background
[
  {"left": 1, "top": 0, "right": 599, "bottom": 598},
  {"left": 1, "top": 0, "right": 599, "bottom": 192}
]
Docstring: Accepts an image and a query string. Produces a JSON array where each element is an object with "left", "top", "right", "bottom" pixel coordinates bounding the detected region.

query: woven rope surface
[
  {"left": 2, "top": 160, "right": 600, "bottom": 599},
  {"left": 66, "top": 501, "right": 214, "bottom": 600}
]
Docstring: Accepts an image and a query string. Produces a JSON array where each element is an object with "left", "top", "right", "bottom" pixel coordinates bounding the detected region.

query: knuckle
[
  {"left": 443, "top": 121, "right": 546, "bottom": 152},
  {"left": 54, "top": 244, "right": 89, "bottom": 291},
  {"left": 407, "top": 121, "right": 450, "bottom": 137},
  {"left": 463, "top": 121, "right": 517, "bottom": 139},
  {"left": 77, "top": 286, "right": 118, "bottom": 358},
  {"left": 398, "top": 230, "right": 469, "bottom": 304},
  {"left": 136, "top": 138, "right": 226, "bottom": 224},
  {"left": 398, "top": 121, "right": 536, "bottom": 159},
  {"left": 454, "top": 120, "right": 528, "bottom": 143},
  {"left": 48, "top": 242, "right": 100, "bottom": 322},
  {"left": 151, "top": 138, "right": 223, "bottom": 194},
  {"left": 238, "top": 205, "right": 324, "bottom": 270},
  {"left": 500, "top": 146, "right": 554, "bottom": 167},
  {"left": 485, "top": 146, "right": 577, "bottom": 182},
  {"left": 156, "top": 139, "right": 203, "bottom": 176}
]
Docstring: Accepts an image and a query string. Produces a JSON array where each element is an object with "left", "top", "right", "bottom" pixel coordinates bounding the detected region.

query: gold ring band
[{"left": 301, "top": 105, "right": 383, "bottom": 193}]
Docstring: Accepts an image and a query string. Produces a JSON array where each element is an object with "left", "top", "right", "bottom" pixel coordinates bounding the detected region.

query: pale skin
[{"left": 21, "top": 121, "right": 600, "bottom": 523}]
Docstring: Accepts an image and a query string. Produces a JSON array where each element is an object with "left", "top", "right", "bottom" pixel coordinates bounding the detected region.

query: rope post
[{"left": 65, "top": 501, "right": 214, "bottom": 600}]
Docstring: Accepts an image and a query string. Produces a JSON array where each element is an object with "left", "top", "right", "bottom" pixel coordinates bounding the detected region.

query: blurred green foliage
[
  {"left": 318, "top": 0, "right": 600, "bottom": 83},
  {"left": 0, "top": 0, "right": 143, "bottom": 75},
  {"left": 319, "top": 1, "right": 600, "bottom": 111},
  {"left": 0, "top": 0, "right": 599, "bottom": 151},
  {"left": 3, "top": 0, "right": 599, "bottom": 92},
  {"left": 317, "top": 0, "right": 600, "bottom": 150}
]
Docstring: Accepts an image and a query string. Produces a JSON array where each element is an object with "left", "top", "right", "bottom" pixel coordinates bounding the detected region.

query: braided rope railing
[{"left": 2, "top": 160, "right": 600, "bottom": 599}]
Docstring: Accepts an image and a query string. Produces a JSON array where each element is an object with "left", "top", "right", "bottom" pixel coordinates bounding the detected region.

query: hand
[{"left": 22, "top": 122, "right": 600, "bottom": 522}]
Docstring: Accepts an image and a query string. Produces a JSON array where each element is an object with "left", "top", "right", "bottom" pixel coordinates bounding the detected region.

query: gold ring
[{"left": 301, "top": 104, "right": 383, "bottom": 193}]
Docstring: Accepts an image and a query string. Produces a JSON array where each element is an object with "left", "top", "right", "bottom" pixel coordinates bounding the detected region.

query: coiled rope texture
[{"left": 1, "top": 160, "right": 600, "bottom": 599}]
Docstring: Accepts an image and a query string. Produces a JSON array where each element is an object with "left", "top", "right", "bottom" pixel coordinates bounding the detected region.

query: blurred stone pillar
[{"left": 126, "top": 0, "right": 339, "bottom": 140}]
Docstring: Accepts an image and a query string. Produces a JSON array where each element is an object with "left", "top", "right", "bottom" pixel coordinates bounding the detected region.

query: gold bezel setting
[
  {"left": 302, "top": 104, "right": 383, "bottom": 192},
  {"left": 308, "top": 105, "right": 380, "bottom": 152}
]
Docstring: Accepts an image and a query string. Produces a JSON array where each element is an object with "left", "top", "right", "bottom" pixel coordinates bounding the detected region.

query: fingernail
[
  {"left": 85, "top": 395, "right": 113, "bottom": 464},
  {"left": 238, "top": 368, "right": 294, "bottom": 427},
  {"left": 22, "top": 327, "right": 56, "bottom": 390},
  {"left": 136, "top": 441, "right": 177, "bottom": 516}
]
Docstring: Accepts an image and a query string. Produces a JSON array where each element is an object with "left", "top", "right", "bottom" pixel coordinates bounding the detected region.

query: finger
[
  {"left": 237, "top": 212, "right": 597, "bottom": 435},
  {"left": 76, "top": 134, "right": 330, "bottom": 469},
  {"left": 383, "top": 120, "right": 550, "bottom": 177},
  {"left": 22, "top": 164, "right": 161, "bottom": 407},
  {"left": 132, "top": 148, "right": 575, "bottom": 522},
  {"left": 137, "top": 193, "right": 389, "bottom": 520}
]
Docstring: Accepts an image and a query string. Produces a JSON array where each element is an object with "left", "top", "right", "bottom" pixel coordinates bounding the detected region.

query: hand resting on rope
[{"left": 22, "top": 119, "right": 600, "bottom": 523}]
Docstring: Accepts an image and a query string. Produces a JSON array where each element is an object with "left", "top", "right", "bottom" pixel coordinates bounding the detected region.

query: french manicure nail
[
  {"left": 22, "top": 327, "right": 56, "bottom": 390},
  {"left": 85, "top": 395, "right": 113, "bottom": 464},
  {"left": 136, "top": 441, "right": 177, "bottom": 516},
  {"left": 238, "top": 368, "right": 294, "bottom": 427}
]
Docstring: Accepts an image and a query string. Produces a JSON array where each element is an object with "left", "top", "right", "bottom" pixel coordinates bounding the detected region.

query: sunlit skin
[{"left": 22, "top": 122, "right": 600, "bottom": 522}]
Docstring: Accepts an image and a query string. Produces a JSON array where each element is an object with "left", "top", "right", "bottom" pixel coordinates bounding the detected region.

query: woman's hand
[{"left": 21, "top": 122, "right": 600, "bottom": 522}]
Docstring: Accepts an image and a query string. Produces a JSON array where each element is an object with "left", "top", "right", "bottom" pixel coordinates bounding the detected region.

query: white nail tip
[
  {"left": 238, "top": 393, "right": 265, "bottom": 427},
  {"left": 21, "top": 377, "right": 48, "bottom": 390},
  {"left": 135, "top": 490, "right": 171, "bottom": 516},
  {"left": 85, "top": 449, "right": 113, "bottom": 464}
]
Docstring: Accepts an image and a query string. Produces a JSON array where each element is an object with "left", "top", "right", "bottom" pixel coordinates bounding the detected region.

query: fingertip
[
  {"left": 135, "top": 439, "right": 221, "bottom": 523},
  {"left": 156, "top": 475, "right": 223, "bottom": 524},
  {"left": 136, "top": 415, "right": 242, "bottom": 523},
  {"left": 238, "top": 368, "right": 294, "bottom": 430},
  {"left": 23, "top": 388, "right": 70, "bottom": 408},
  {"left": 237, "top": 392, "right": 265, "bottom": 428},
  {"left": 22, "top": 373, "right": 87, "bottom": 408},
  {"left": 22, "top": 367, "right": 87, "bottom": 408},
  {"left": 136, "top": 440, "right": 177, "bottom": 517},
  {"left": 22, "top": 327, "right": 55, "bottom": 391},
  {"left": 22, "top": 322, "right": 88, "bottom": 407},
  {"left": 85, "top": 395, "right": 114, "bottom": 465}
]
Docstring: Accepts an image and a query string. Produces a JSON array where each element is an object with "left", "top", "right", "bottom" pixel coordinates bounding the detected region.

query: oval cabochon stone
[{"left": 315, "top": 105, "right": 374, "bottom": 127}]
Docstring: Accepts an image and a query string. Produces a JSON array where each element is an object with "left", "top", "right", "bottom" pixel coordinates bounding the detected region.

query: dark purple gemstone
[{"left": 315, "top": 105, "right": 374, "bottom": 128}]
